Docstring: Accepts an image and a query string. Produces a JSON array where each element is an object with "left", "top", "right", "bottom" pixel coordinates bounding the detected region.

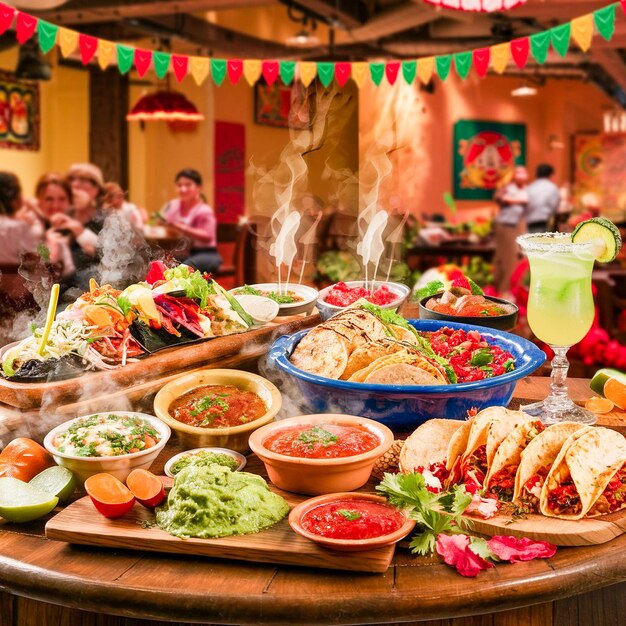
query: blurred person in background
[
  {"left": 102, "top": 182, "right": 145, "bottom": 228},
  {"left": 493, "top": 165, "right": 528, "bottom": 297},
  {"left": 526, "top": 163, "right": 560, "bottom": 233},
  {"left": 161, "top": 168, "right": 221, "bottom": 274}
]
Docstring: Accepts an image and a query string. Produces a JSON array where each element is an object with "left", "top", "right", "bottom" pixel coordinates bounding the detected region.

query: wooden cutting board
[
  {"left": 45, "top": 489, "right": 395, "bottom": 574},
  {"left": 0, "top": 314, "right": 319, "bottom": 410},
  {"left": 455, "top": 509, "right": 626, "bottom": 546}
]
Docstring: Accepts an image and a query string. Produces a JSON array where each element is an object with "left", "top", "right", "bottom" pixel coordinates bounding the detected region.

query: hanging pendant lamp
[
  {"left": 422, "top": 0, "right": 527, "bottom": 12},
  {"left": 126, "top": 90, "right": 204, "bottom": 122}
]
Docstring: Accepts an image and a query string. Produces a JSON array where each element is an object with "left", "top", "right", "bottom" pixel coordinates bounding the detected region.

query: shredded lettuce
[
  {"left": 413, "top": 280, "right": 445, "bottom": 302},
  {"left": 164, "top": 265, "right": 214, "bottom": 308}
]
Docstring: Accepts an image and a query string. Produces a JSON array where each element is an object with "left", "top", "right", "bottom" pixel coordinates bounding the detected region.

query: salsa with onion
[
  {"left": 263, "top": 423, "right": 380, "bottom": 459},
  {"left": 301, "top": 499, "right": 405, "bottom": 540},
  {"left": 324, "top": 282, "right": 399, "bottom": 308}
]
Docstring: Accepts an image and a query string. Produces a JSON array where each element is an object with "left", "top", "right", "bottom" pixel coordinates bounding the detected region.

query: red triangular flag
[
  {"left": 472, "top": 48, "right": 490, "bottom": 78},
  {"left": 79, "top": 34, "right": 98, "bottom": 65},
  {"left": 134, "top": 48, "right": 152, "bottom": 77},
  {"left": 385, "top": 61, "right": 400, "bottom": 85},
  {"left": 334, "top": 62, "right": 351, "bottom": 87},
  {"left": 621, "top": 0, "right": 626, "bottom": 15},
  {"left": 172, "top": 54, "right": 189, "bottom": 82},
  {"left": 511, "top": 38, "right": 530, "bottom": 69},
  {"left": 227, "top": 59, "right": 243, "bottom": 84},
  {"left": 262, "top": 61, "right": 279, "bottom": 86},
  {"left": 0, "top": 3, "right": 15, "bottom": 35},
  {"left": 16, "top": 11, "right": 37, "bottom": 44}
]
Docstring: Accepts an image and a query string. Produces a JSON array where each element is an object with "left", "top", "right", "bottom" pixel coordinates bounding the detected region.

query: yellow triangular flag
[
  {"left": 243, "top": 59, "right": 262, "bottom": 86},
  {"left": 190, "top": 57, "right": 210, "bottom": 86},
  {"left": 351, "top": 62, "right": 369, "bottom": 88},
  {"left": 417, "top": 57, "right": 434, "bottom": 84},
  {"left": 571, "top": 14, "right": 594, "bottom": 52},
  {"left": 491, "top": 43, "right": 509, "bottom": 74},
  {"left": 298, "top": 62, "right": 317, "bottom": 87},
  {"left": 59, "top": 28, "right": 78, "bottom": 58},
  {"left": 97, "top": 40, "right": 115, "bottom": 70}
]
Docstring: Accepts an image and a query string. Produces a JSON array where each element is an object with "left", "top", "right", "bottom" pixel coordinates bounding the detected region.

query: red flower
[
  {"left": 436, "top": 534, "right": 494, "bottom": 578},
  {"left": 487, "top": 536, "right": 556, "bottom": 562}
]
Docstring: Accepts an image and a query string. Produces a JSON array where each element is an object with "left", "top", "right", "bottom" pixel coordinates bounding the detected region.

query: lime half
[
  {"left": 30, "top": 466, "right": 76, "bottom": 503},
  {"left": 0, "top": 477, "right": 59, "bottom": 522},
  {"left": 572, "top": 217, "right": 622, "bottom": 263}
]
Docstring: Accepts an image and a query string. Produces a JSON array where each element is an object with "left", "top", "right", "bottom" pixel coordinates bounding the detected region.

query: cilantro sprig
[
  {"left": 337, "top": 509, "right": 361, "bottom": 521},
  {"left": 375, "top": 472, "right": 473, "bottom": 556},
  {"left": 298, "top": 426, "right": 338, "bottom": 449}
]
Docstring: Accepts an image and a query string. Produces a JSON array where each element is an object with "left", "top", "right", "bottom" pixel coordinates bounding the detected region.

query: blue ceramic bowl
[{"left": 267, "top": 319, "right": 545, "bottom": 431}]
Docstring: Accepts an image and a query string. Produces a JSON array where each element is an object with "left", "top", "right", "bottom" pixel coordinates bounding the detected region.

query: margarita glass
[{"left": 517, "top": 232, "right": 597, "bottom": 424}]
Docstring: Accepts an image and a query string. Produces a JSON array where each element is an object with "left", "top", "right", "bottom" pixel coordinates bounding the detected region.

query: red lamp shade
[
  {"left": 126, "top": 90, "right": 204, "bottom": 122},
  {"left": 422, "top": 0, "right": 527, "bottom": 11}
]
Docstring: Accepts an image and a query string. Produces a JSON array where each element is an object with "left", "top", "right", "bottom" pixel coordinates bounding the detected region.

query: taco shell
[
  {"left": 340, "top": 339, "right": 405, "bottom": 380},
  {"left": 512, "top": 422, "right": 590, "bottom": 504},
  {"left": 290, "top": 328, "right": 349, "bottom": 379},
  {"left": 539, "top": 427, "right": 626, "bottom": 520},
  {"left": 399, "top": 419, "right": 465, "bottom": 474}
]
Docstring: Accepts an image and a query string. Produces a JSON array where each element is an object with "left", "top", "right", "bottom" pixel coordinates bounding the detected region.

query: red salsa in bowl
[
  {"left": 301, "top": 498, "right": 405, "bottom": 540},
  {"left": 324, "top": 282, "right": 399, "bottom": 307},
  {"left": 263, "top": 423, "right": 380, "bottom": 459}
]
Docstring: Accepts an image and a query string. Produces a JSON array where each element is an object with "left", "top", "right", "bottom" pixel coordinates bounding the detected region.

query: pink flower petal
[
  {"left": 436, "top": 534, "right": 494, "bottom": 577},
  {"left": 465, "top": 494, "right": 499, "bottom": 519},
  {"left": 487, "top": 536, "right": 557, "bottom": 562}
]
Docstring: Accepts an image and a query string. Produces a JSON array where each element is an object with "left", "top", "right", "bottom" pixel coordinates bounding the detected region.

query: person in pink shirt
[{"left": 162, "top": 168, "right": 221, "bottom": 274}]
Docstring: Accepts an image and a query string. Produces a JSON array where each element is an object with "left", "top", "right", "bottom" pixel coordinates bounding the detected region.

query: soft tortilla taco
[
  {"left": 484, "top": 418, "right": 547, "bottom": 501},
  {"left": 512, "top": 423, "right": 590, "bottom": 512},
  {"left": 457, "top": 407, "right": 531, "bottom": 490},
  {"left": 399, "top": 419, "right": 467, "bottom": 491},
  {"left": 540, "top": 427, "right": 626, "bottom": 520}
]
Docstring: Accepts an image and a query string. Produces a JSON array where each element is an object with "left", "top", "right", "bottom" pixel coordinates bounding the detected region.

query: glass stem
[{"left": 548, "top": 346, "right": 570, "bottom": 403}]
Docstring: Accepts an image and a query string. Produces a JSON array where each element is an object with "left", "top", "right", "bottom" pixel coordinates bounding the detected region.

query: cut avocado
[
  {"left": 590, "top": 368, "right": 626, "bottom": 396},
  {"left": 572, "top": 217, "right": 622, "bottom": 263}
]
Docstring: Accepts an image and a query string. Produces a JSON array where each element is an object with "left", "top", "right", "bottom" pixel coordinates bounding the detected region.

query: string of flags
[{"left": 0, "top": 1, "right": 624, "bottom": 88}]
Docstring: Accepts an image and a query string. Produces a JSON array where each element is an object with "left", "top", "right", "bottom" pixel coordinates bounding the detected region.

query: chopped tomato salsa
[
  {"left": 425, "top": 327, "right": 515, "bottom": 383},
  {"left": 588, "top": 464, "right": 626, "bottom": 516},
  {"left": 520, "top": 465, "right": 551, "bottom": 512},
  {"left": 263, "top": 423, "right": 380, "bottom": 459},
  {"left": 547, "top": 480, "right": 582, "bottom": 516},
  {"left": 487, "top": 464, "right": 518, "bottom": 501},
  {"left": 324, "top": 282, "right": 399, "bottom": 307},
  {"left": 460, "top": 444, "right": 488, "bottom": 490},
  {"left": 301, "top": 499, "right": 405, "bottom": 540}
]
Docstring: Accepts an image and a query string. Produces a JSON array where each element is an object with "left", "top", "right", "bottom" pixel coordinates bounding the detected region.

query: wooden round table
[{"left": 0, "top": 378, "right": 624, "bottom": 626}]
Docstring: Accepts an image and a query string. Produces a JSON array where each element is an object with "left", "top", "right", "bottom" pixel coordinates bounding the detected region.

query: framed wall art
[{"left": 0, "top": 71, "right": 40, "bottom": 151}]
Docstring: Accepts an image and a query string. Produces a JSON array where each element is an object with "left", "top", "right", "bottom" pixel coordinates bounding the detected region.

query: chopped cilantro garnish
[
  {"left": 298, "top": 426, "right": 338, "bottom": 449},
  {"left": 337, "top": 509, "right": 362, "bottom": 521}
]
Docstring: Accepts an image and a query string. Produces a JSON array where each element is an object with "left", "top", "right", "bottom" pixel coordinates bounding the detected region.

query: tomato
[{"left": 0, "top": 438, "right": 54, "bottom": 482}]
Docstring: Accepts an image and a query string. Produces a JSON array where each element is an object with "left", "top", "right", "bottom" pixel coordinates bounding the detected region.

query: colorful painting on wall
[
  {"left": 254, "top": 81, "right": 311, "bottom": 130},
  {"left": 572, "top": 133, "right": 603, "bottom": 210},
  {"left": 453, "top": 120, "right": 526, "bottom": 200},
  {"left": 0, "top": 72, "right": 40, "bottom": 151}
]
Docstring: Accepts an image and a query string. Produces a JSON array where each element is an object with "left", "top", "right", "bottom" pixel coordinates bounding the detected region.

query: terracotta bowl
[
  {"left": 248, "top": 414, "right": 394, "bottom": 495},
  {"left": 288, "top": 492, "right": 415, "bottom": 552},
  {"left": 153, "top": 369, "right": 282, "bottom": 453}
]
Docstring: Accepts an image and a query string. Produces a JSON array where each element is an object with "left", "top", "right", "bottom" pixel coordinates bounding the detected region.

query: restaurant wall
[
  {"left": 358, "top": 74, "right": 614, "bottom": 221},
  {"left": 0, "top": 48, "right": 89, "bottom": 199}
]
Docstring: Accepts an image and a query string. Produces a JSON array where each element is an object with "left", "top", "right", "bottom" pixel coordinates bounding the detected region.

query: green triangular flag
[
  {"left": 153, "top": 51, "right": 171, "bottom": 79},
  {"left": 116, "top": 44, "right": 134, "bottom": 74},
  {"left": 454, "top": 51, "right": 472, "bottom": 80},
  {"left": 211, "top": 59, "right": 227, "bottom": 86},
  {"left": 435, "top": 55, "right": 451, "bottom": 81},
  {"left": 594, "top": 4, "right": 616, "bottom": 41},
  {"left": 317, "top": 62, "right": 335, "bottom": 87},
  {"left": 530, "top": 31, "right": 550, "bottom": 65},
  {"left": 279, "top": 60, "right": 296, "bottom": 85},
  {"left": 550, "top": 23, "right": 571, "bottom": 57},
  {"left": 401, "top": 60, "right": 417, "bottom": 84},
  {"left": 37, "top": 20, "right": 58, "bottom": 55},
  {"left": 370, "top": 62, "right": 384, "bottom": 86}
]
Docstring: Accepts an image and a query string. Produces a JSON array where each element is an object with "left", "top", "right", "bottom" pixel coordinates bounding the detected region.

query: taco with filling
[
  {"left": 540, "top": 427, "right": 626, "bottom": 520},
  {"left": 512, "top": 423, "right": 590, "bottom": 513},
  {"left": 484, "top": 419, "right": 547, "bottom": 501}
]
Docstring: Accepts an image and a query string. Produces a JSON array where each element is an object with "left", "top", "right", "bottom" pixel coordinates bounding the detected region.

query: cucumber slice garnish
[{"left": 572, "top": 217, "right": 622, "bottom": 263}]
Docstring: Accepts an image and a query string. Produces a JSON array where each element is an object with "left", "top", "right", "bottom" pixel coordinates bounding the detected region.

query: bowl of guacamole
[{"left": 164, "top": 447, "right": 246, "bottom": 477}]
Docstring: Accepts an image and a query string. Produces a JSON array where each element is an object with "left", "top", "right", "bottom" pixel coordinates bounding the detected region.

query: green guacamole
[
  {"left": 170, "top": 451, "right": 239, "bottom": 475},
  {"left": 156, "top": 464, "right": 289, "bottom": 539}
]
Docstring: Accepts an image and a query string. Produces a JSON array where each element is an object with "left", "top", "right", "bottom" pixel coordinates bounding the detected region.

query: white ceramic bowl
[
  {"left": 316, "top": 281, "right": 410, "bottom": 321},
  {"left": 164, "top": 447, "right": 247, "bottom": 478},
  {"left": 230, "top": 283, "right": 318, "bottom": 316},
  {"left": 43, "top": 412, "right": 171, "bottom": 484}
]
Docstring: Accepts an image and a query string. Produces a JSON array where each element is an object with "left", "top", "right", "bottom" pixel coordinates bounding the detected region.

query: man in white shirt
[{"left": 526, "top": 164, "right": 560, "bottom": 233}]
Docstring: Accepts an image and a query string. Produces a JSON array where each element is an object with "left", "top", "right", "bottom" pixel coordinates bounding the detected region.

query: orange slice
[
  {"left": 604, "top": 377, "right": 626, "bottom": 410},
  {"left": 584, "top": 396, "right": 615, "bottom": 414}
]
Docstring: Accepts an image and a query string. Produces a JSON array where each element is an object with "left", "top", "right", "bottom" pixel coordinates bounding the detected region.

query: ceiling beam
[
  {"left": 34, "top": 0, "right": 274, "bottom": 26},
  {"left": 290, "top": 0, "right": 365, "bottom": 29},
  {"left": 590, "top": 48, "right": 626, "bottom": 93},
  {"left": 511, "top": 1, "right": 605, "bottom": 21}
]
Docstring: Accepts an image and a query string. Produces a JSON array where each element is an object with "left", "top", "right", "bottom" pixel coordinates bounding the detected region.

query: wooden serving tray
[
  {"left": 458, "top": 509, "right": 626, "bottom": 546},
  {"left": 45, "top": 489, "right": 395, "bottom": 574},
  {"left": 0, "top": 315, "right": 319, "bottom": 410}
]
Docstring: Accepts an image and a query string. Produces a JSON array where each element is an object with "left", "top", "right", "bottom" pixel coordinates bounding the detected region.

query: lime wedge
[
  {"left": 572, "top": 217, "right": 622, "bottom": 263},
  {"left": 30, "top": 466, "right": 76, "bottom": 503},
  {"left": 590, "top": 368, "right": 626, "bottom": 396},
  {"left": 0, "top": 477, "right": 59, "bottom": 522}
]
